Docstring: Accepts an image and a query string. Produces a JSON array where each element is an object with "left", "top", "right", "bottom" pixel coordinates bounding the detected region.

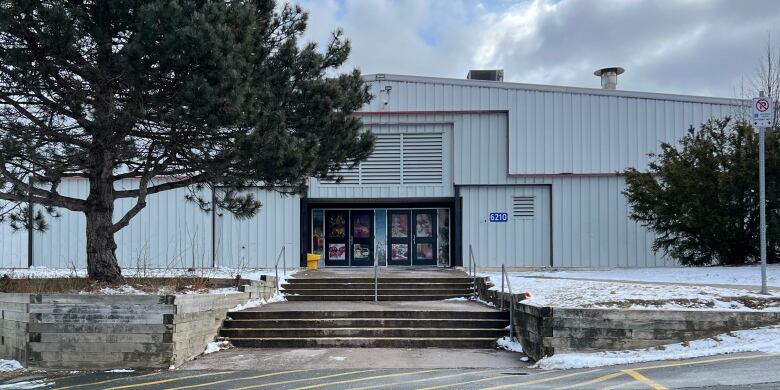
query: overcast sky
[{"left": 299, "top": 0, "right": 780, "bottom": 98}]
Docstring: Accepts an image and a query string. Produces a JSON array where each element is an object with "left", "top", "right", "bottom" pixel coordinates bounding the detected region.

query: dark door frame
[{"left": 300, "top": 197, "right": 460, "bottom": 268}]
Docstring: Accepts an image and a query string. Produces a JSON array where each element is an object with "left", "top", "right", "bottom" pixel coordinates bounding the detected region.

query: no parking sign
[{"left": 752, "top": 97, "right": 774, "bottom": 127}]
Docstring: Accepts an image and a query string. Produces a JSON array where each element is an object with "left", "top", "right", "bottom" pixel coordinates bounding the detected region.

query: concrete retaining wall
[
  {"left": 475, "top": 276, "right": 780, "bottom": 361},
  {"left": 0, "top": 278, "right": 276, "bottom": 369}
]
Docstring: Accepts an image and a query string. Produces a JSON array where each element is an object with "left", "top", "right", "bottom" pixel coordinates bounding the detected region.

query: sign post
[{"left": 752, "top": 95, "right": 774, "bottom": 295}]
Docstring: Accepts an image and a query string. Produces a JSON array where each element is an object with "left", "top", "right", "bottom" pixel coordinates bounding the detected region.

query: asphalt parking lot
[{"left": 2, "top": 352, "right": 780, "bottom": 389}]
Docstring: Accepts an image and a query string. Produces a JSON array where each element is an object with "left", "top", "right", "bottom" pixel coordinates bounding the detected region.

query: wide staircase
[
  {"left": 281, "top": 275, "right": 473, "bottom": 301},
  {"left": 218, "top": 269, "right": 509, "bottom": 349},
  {"left": 219, "top": 302, "right": 509, "bottom": 348}
]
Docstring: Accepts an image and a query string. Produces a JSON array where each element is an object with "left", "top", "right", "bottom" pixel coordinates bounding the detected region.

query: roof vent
[
  {"left": 467, "top": 69, "right": 504, "bottom": 82},
  {"left": 594, "top": 67, "right": 625, "bottom": 90}
]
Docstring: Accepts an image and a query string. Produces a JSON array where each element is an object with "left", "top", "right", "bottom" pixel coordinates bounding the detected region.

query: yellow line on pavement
[
  {"left": 290, "top": 369, "right": 440, "bottom": 390},
  {"left": 352, "top": 369, "right": 506, "bottom": 390},
  {"left": 230, "top": 370, "right": 375, "bottom": 390},
  {"left": 52, "top": 371, "right": 165, "bottom": 390},
  {"left": 633, "top": 353, "right": 770, "bottom": 371},
  {"left": 422, "top": 368, "right": 600, "bottom": 390},
  {"left": 104, "top": 372, "right": 230, "bottom": 390},
  {"left": 553, "top": 371, "right": 625, "bottom": 390},
  {"left": 622, "top": 369, "right": 667, "bottom": 390},
  {"left": 164, "top": 369, "right": 308, "bottom": 389}
]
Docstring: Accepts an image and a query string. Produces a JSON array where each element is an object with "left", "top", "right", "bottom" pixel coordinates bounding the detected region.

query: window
[
  {"left": 512, "top": 196, "right": 534, "bottom": 219},
  {"left": 325, "top": 132, "right": 443, "bottom": 185}
]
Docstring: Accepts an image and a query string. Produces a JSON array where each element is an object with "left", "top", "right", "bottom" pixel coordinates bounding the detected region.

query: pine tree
[
  {"left": 623, "top": 118, "right": 779, "bottom": 266},
  {"left": 0, "top": 1, "right": 374, "bottom": 282}
]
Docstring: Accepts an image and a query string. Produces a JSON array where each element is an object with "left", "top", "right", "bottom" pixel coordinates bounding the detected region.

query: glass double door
[
  {"left": 387, "top": 209, "right": 437, "bottom": 266},
  {"left": 324, "top": 210, "right": 374, "bottom": 267}
]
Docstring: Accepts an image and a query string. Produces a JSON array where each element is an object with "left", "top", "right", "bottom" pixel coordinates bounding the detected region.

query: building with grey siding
[{"left": 0, "top": 72, "right": 741, "bottom": 270}]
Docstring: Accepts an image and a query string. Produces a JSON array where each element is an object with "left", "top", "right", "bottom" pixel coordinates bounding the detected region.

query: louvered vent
[
  {"left": 331, "top": 163, "right": 359, "bottom": 185},
  {"left": 512, "top": 196, "right": 534, "bottom": 218},
  {"left": 402, "top": 133, "right": 443, "bottom": 184},
  {"left": 322, "top": 132, "right": 443, "bottom": 185},
  {"left": 362, "top": 134, "right": 401, "bottom": 184}
]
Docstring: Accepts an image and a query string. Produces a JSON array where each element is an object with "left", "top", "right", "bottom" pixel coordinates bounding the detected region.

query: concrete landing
[
  {"left": 237, "top": 300, "right": 496, "bottom": 312},
  {"left": 183, "top": 348, "right": 528, "bottom": 370}
]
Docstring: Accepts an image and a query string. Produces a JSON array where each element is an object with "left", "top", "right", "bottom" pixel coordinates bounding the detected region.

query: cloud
[{"left": 299, "top": 0, "right": 780, "bottom": 97}]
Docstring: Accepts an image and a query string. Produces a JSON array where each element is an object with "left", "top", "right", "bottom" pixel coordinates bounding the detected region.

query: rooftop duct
[
  {"left": 467, "top": 69, "right": 504, "bottom": 82},
  {"left": 594, "top": 67, "right": 625, "bottom": 90}
]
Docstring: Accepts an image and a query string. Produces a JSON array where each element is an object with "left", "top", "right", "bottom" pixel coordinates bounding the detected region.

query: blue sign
[{"left": 489, "top": 212, "right": 508, "bottom": 222}]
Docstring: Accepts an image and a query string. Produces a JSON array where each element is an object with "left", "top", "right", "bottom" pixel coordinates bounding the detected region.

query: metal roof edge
[{"left": 362, "top": 73, "right": 748, "bottom": 106}]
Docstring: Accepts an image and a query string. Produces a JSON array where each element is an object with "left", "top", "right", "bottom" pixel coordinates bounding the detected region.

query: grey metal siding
[
  {"left": 0, "top": 220, "right": 26, "bottom": 268},
  {"left": 364, "top": 76, "right": 740, "bottom": 175},
  {"left": 460, "top": 185, "right": 551, "bottom": 268},
  {"left": 14, "top": 179, "right": 299, "bottom": 269},
  {"left": 214, "top": 188, "right": 300, "bottom": 268}
]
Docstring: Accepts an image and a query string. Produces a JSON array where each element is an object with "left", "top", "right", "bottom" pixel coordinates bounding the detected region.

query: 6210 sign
[{"left": 489, "top": 212, "right": 508, "bottom": 222}]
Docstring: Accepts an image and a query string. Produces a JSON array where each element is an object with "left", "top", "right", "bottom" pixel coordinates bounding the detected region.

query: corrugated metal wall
[
  {"left": 460, "top": 185, "right": 551, "bottom": 267},
  {"left": 214, "top": 188, "right": 300, "bottom": 268},
  {"left": 0, "top": 218, "right": 26, "bottom": 268},
  {"left": 364, "top": 75, "right": 740, "bottom": 175},
  {"left": 2, "top": 179, "right": 300, "bottom": 269}
]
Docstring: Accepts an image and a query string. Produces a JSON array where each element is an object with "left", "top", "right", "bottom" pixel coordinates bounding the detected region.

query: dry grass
[{"left": 0, "top": 273, "right": 237, "bottom": 295}]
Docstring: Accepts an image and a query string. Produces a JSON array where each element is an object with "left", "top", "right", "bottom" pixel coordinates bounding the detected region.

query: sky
[{"left": 299, "top": 0, "right": 780, "bottom": 98}]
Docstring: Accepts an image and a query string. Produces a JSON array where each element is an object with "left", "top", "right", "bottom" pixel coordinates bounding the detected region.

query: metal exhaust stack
[{"left": 594, "top": 67, "right": 625, "bottom": 90}]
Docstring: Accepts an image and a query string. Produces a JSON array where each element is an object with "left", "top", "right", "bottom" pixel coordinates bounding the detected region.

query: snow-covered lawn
[
  {"left": 535, "top": 325, "right": 780, "bottom": 369},
  {"left": 521, "top": 264, "right": 780, "bottom": 287},
  {"left": 482, "top": 267, "right": 780, "bottom": 311}
]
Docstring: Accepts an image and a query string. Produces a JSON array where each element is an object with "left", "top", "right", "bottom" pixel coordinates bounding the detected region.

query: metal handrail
[
  {"left": 501, "top": 264, "right": 515, "bottom": 341},
  {"left": 468, "top": 244, "right": 478, "bottom": 299},
  {"left": 274, "top": 245, "right": 286, "bottom": 292},
  {"left": 374, "top": 253, "right": 379, "bottom": 302}
]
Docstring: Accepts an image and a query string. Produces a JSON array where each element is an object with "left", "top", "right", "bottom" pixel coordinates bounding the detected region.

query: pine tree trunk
[
  {"left": 85, "top": 208, "right": 122, "bottom": 283},
  {"left": 85, "top": 144, "right": 122, "bottom": 283}
]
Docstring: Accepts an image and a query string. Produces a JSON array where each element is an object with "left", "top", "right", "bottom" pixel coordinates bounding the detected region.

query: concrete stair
[
  {"left": 219, "top": 306, "right": 509, "bottom": 348},
  {"left": 282, "top": 277, "right": 474, "bottom": 301}
]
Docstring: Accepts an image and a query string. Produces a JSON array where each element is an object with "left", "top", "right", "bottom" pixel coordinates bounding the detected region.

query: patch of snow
[
  {"left": 0, "top": 360, "right": 22, "bottom": 372},
  {"left": 105, "top": 369, "right": 135, "bottom": 373},
  {"left": 0, "top": 380, "right": 53, "bottom": 389},
  {"left": 329, "top": 356, "right": 347, "bottom": 361},
  {"left": 231, "top": 293, "right": 286, "bottom": 312},
  {"left": 203, "top": 341, "right": 232, "bottom": 355},
  {"left": 496, "top": 337, "right": 524, "bottom": 352},
  {"left": 481, "top": 271, "right": 780, "bottom": 311},
  {"left": 444, "top": 297, "right": 469, "bottom": 301},
  {"left": 535, "top": 325, "right": 780, "bottom": 369},
  {"left": 521, "top": 264, "right": 780, "bottom": 287},
  {"left": 520, "top": 356, "right": 529, "bottom": 362}
]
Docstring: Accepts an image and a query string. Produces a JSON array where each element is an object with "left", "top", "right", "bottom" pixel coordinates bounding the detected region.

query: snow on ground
[
  {"left": 203, "top": 341, "right": 232, "bottom": 355},
  {"left": 481, "top": 271, "right": 780, "bottom": 311},
  {"left": 105, "top": 369, "right": 135, "bottom": 373},
  {"left": 536, "top": 325, "right": 780, "bottom": 369},
  {"left": 231, "top": 293, "right": 286, "bottom": 312},
  {"left": 0, "top": 380, "right": 52, "bottom": 389},
  {"left": 522, "top": 264, "right": 780, "bottom": 287},
  {"left": 0, "top": 360, "right": 22, "bottom": 372},
  {"left": 496, "top": 336, "right": 523, "bottom": 352}
]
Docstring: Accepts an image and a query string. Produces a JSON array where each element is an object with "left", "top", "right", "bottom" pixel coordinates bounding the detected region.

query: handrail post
[
  {"left": 500, "top": 264, "right": 505, "bottom": 312},
  {"left": 502, "top": 264, "right": 515, "bottom": 341},
  {"left": 274, "top": 245, "right": 285, "bottom": 293},
  {"left": 374, "top": 257, "right": 378, "bottom": 302}
]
